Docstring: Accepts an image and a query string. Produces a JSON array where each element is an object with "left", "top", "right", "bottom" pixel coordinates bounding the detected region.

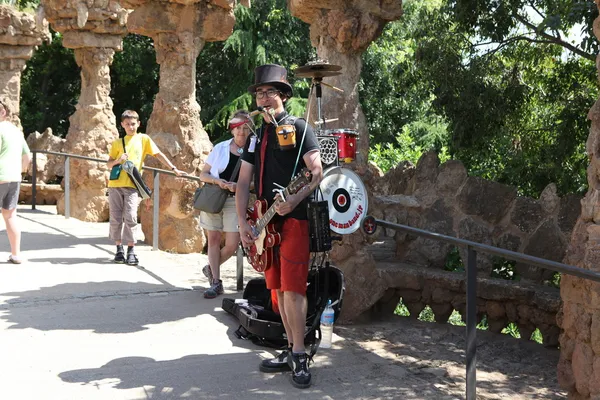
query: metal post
[
  {"left": 31, "top": 151, "right": 37, "bottom": 210},
  {"left": 152, "top": 170, "right": 159, "bottom": 251},
  {"left": 236, "top": 247, "right": 243, "bottom": 291},
  {"left": 466, "top": 245, "right": 477, "bottom": 400},
  {"left": 64, "top": 156, "right": 70, "bottom": 219}
]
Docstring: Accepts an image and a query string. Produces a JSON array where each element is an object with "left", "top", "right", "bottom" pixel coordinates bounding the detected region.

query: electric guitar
[{"left": 246, "top": 168, "right": 313, "bottom": 272}]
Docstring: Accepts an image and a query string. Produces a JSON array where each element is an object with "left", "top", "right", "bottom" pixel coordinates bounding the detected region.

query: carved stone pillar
[
  {"left": 288, "top": 0, "right": 403, "bottom": 166},
  {"left": 0, "top": 5, "right": 50, "bottom": 127},
  {"left": 557, "top": 2, "right": 600, "bottom": 398},
  {"left": 287, "top": 1, "right": 402, "bottom": 322},
  {"left": 124, "top": 0, "right": 235, "bottom": 253},
  {"left": 41, "top": 0, "right": 128, "bottom": 221},
  {"left": 58, "top": 45, "right": 120, "bottom": 221}
]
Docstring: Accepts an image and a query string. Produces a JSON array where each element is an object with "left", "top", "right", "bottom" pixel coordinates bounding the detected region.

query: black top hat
[{"left": 247, "top": 64, "right": 293, "bottom": 97}]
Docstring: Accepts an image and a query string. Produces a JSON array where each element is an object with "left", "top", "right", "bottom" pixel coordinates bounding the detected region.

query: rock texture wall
[
  {"left": 0, "top": 5, "right": 50, "bottom": 127},
  {"left": 288, "top": 0, "right": 402, "bottom": 166},
  {"left": 335, "top": 152, "right": 580, "bottom": 351},
  {"left": 556, "top": 3, "right": 600, "bottom": 397},
  {"left": 122, "top": 0, "right": 235, "bottom": 253},
  {"left": 41, "top": 0, "right": 128, "bottom": 222},
  {"left": 26, "top": 127, "right": 66, "bottom": 182}
]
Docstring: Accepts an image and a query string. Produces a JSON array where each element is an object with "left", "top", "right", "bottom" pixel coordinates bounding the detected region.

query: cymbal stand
[{"left": 313, "top": 77, "right": 326, "bottom": 132}]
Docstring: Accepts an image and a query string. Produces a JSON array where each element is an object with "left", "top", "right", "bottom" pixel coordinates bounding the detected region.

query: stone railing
[{"left": 373, "top": 262, "right": 560, "bottom": 347}]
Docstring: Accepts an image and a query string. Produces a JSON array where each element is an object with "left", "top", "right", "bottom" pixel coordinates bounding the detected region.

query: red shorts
[{"left": 264, "top": 218, "right": 309, "bottom": 295}]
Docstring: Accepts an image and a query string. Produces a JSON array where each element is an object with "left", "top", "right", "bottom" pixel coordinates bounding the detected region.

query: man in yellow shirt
[{"left": 107, "top": 110, "right": 185, "bottom": 265}]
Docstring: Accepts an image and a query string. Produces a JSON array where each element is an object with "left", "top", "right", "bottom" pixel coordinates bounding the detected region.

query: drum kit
[{"left": 293, "top": 60, "right": 367, "bottom": 236}]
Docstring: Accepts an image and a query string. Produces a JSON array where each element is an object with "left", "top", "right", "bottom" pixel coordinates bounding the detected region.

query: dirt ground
[{"left": 333, "top": 317, "right": 566, "bottom": 399}]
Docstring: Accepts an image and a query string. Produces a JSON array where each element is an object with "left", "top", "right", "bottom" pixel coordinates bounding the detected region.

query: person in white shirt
[{"left": 198, "top": 110, "right": 251, "bottom": 298}]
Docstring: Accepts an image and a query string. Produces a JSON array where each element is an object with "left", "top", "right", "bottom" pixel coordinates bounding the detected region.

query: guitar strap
[{"left": 258, "top": 126, "right": 269, "bottom": 197}]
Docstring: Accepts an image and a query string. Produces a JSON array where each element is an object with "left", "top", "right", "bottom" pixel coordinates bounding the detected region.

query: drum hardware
[
  {"left": 295, "top": 60, "right": 369, "bottom": 235},
  {"left": 294, "top": 61, "right": 343, "bottom": 132},
  {"left": 323, "top": 128, "right": 359, "bottom": 163},
  {"left": 318, "top": 81, "right": 344, "bottom": 93},
  {"left": 314, "top": 118, "right": 339, "bottom": 126},
  {"left": 308, "top": 200, "right": 333, "bottom": 253}
]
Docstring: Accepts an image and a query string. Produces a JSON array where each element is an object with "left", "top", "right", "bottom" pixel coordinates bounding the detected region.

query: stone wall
[
  {"left": 555, "top": 2, "right": 600, "bottom": 397},
  {"left": 369, "top": 151, "right": 580, "bottom": 282},
  {"left": 0, "top": 5, "right": 50, "bottom": 127},
  {"left": 333, "top": 152, "right": 580, "bottom": 352}
]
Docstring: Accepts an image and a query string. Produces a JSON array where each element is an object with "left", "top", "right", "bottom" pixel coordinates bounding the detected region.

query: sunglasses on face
[{"left": 254, "top": 89, "right": 281, "bottom": 99}]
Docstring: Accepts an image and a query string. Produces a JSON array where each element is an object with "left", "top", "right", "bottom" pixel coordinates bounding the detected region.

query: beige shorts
[{"left": 199, "top": 196, "right": 239, "bottom": 232}]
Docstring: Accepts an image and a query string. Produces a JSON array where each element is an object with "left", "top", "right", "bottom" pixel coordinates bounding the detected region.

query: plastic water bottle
[{"left": 320, "top": 300, "right": 335, "bottom": 348}]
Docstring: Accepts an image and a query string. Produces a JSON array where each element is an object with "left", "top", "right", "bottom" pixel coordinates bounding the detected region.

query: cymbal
[
  {"left": 295, "top": 70, "right": 342, "bottom": 78},
  {"left": 294, "top": 62, "right": 342, "bottom": 78}
]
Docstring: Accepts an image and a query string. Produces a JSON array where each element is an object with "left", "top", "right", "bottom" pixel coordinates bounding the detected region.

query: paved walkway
[{"left": 0, "top": 206, "right": 566, "bottom": 399}]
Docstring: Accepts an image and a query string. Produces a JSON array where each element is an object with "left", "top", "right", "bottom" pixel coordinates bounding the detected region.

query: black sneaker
[
  {"left": 259, "top": 347, "right": 292, "bottom": 373},
  {"left": 290, "top": 352, "right": 311, "bottom": 389},
  {"left": 126, "top": 252, "right": 139, "bottom": 265},
  {"left": 114, "top": 246, "right": 125, "bottom": 263}
]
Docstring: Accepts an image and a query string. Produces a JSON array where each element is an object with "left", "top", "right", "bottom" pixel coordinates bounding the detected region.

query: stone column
[
  {"left": 557, "top": 3, "right": 600, "bottom": 398},
  {"left": 41, "top": 0, "right": 128, "bottom": 221},
  {"left": 288, "top": 0, "right": 403, "bottom": 166},
  {"left": 286, "top": 1, "right": 402, "bottom": 323},
  {"left": 124, "top": 0, "right": 235, "bottom": 253},
  {"left": 57, "top": 43, "right": 121, "bottom": 221},
  {"left": 0, "top": 5, "right": 50, "bottom": 127}
]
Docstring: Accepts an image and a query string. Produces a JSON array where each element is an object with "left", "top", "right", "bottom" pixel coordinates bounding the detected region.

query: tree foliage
[
  {"left": 17, "top": 0, "right": 599, "bottom": 197},
  {"left": 197, "top": 0, "right": 314, "bottom": 142},
  {"left": 110, "top": 34, "right": 159, "bottom": 130},
  {"left": 21, "top": 30, "right": 79, "bottom": 138},
  {"left": 362, "top": 0, "right": 597, "bottom": 195}
]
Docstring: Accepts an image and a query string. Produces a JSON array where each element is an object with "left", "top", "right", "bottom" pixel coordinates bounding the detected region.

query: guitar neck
[{"left": 256, "top": 187, "right": 292, "bottom": 232}]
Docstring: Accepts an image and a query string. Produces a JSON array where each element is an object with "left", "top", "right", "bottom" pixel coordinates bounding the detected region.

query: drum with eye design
[{"left": 318, "top": 166, "right": 368, "bottom": 235}]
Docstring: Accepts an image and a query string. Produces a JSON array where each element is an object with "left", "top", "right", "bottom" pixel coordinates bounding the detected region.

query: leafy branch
[{"left": 514, "top": 13, "right": 595, "bottom": 61}]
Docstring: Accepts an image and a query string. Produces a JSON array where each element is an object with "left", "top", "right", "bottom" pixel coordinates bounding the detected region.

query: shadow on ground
[
  {"left": 0, "top": 282, "right": 200, "bottom": 333},
  {"left": 337, "top": 316, "right": 566, "bottom": 399},
  {"left": 57, "top": 310, "right": 459, "bottom": 400}
]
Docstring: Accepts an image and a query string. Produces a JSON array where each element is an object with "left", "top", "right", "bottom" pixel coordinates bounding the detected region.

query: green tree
[
  {"left": 110, "top": 34, "right": 159, "bottom": 131},
  {"left": 197, "top": 0, "right": 314, "bottom": 142},
  {"left": 362, "top": 0, "right": 596, "bottom": 195},
  {"left": 21, "top": 30, "right": 79, "bottom": 138}
]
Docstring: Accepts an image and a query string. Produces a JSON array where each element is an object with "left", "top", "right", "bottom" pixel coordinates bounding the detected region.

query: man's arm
[
  {"left": 236, "top": 161, "right": 256, "bottom": 246},
  {"left": 275, "top": 149, "right": 323, "bottom": 216}
]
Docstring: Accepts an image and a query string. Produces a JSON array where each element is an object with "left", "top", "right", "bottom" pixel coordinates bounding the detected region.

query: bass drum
[{"left": 319, "top": 166, "right": 368, "bottom": 235}]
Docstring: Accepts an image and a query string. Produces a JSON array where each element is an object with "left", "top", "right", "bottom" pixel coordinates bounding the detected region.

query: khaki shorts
[{"left": 199, "top": 196, "right": 239, "bottom": 232}]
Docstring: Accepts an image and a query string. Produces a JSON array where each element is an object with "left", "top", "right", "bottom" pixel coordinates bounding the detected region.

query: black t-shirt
[
  {"left": 220, "top": 153, "right": 240, "bottom": 182},
  {"left": 241, "top": 111, "right": 320, "bottom": 220}
]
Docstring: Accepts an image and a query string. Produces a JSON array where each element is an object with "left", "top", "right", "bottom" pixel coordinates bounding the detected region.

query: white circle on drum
[{"left": 319, "top": 166, "right": 368, "bottom": 235}]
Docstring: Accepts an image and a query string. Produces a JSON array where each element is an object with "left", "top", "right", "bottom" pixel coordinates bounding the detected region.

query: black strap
[
  {"left": 229, "top": 151, "right": 243, "bottom": 182},
  {"left": 122, "top": 137, "right": 127, "bottom": 155}
]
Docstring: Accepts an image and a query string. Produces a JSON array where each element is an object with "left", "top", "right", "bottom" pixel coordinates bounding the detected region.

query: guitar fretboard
[{"left": 255, "top": 186, "right": 293, "bottom": 233}]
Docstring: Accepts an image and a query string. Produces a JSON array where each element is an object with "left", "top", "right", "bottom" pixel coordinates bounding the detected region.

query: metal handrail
[
  {"left": 28, "top": 149, "right": 245, "bottom": 290},
  {"left": 363, "top": 216, "right": 600, "bottom": 400}
]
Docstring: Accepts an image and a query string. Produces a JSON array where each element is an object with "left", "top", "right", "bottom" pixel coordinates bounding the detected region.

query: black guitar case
[{"left": 222, "top": 264, "right": 345, "bottom": 352}]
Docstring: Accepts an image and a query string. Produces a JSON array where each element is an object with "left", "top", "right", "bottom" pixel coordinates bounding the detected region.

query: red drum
[{"left": 324, "top": 129, "right": 359, "bottom": 163}]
